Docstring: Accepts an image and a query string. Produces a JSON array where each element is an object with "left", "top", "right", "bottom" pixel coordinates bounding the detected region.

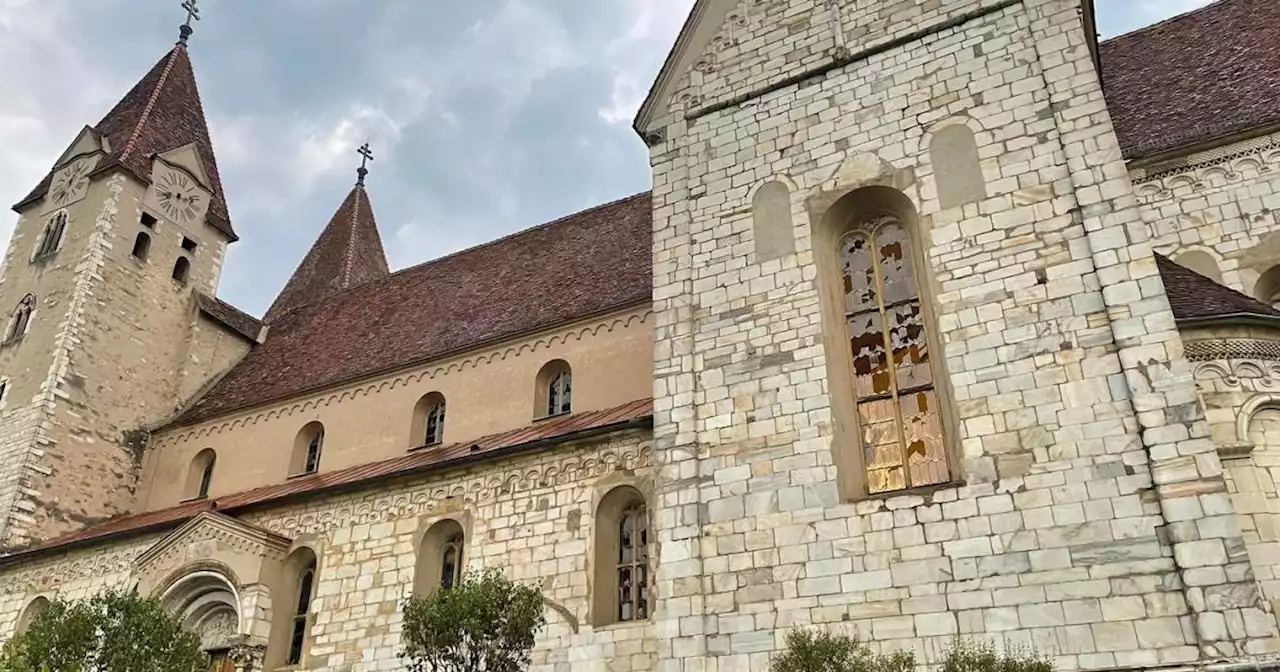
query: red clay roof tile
[
  {"left": 13, "top": 46, "right": 235, "bottom": 239},
  {"left": 174, "top": 191, "right": 652, "bottom": 426},
  {"left": 264, "top": 184, "right": 389, "bottom": 321},
  {"left": 1100, "top": 0, "right": 1280, "bottom": 159}
]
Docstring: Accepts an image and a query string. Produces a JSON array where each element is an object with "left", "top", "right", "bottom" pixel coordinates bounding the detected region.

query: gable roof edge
[{"left": 633, "top": 0, "right": 733, "bottom": 136}]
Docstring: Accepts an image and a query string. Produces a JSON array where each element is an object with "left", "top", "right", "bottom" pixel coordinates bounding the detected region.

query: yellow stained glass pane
[
  {"left": 849, "top": 312, "right": 891, "bottom": 399},
  {"left": 902, "top": 390, "right": 948, "bottom": 487}
]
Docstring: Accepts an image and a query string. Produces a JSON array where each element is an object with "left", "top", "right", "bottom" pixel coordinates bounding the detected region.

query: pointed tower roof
[
  {"left": 264, "top": 183, "right": 390, "bottom": 322},
  {"left": 13, "top": 43, "right": 235, "bottom": 239}
]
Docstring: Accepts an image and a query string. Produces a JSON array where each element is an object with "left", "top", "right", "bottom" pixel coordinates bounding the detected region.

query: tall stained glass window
[{"left": 841, "top": 215, "right": 948, "bottom": 494}]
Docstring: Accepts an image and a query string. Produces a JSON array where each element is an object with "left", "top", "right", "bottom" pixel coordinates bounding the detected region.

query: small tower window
[
  {"left": 140, "top": 213, "right": 157, "bottom": 229},
  {"left": 131, "top": 232, "right": 152, "bottom": 261},
  {"left": 5, "top": 295, "right": 35, "bottom": 344},
  {"left": 172, "top": 257, "right": 191, "bottom": 285},
  {"left": 185, "top": 448, "right": 217, "bottom": 500},
  {"left": 33, "top": 213, "right": 66, "bottom": 261},
  {"left": 181, "top": 236, "right": 198, "bottom": 252}
]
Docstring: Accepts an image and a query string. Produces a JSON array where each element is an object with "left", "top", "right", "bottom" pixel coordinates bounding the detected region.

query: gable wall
[
  {"left": 140, "top": 305, "right": 653, "bottom": 511},
  {"left": 646, "top": 0, "right": 1277, "bottom": 669}
]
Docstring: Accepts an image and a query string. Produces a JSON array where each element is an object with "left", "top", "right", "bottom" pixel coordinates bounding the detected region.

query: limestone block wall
[
  {"left": 646, "top": 0, "right": 1276, "bottom": 670},
  {"left": 0, "top": 430, "right": 656, "bottom": 672},
  {"left": 1133, "top": 130, "right": 1280, "bottom": 300}
]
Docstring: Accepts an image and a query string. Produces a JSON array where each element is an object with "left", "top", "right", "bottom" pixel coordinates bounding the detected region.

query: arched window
[
  {"left": 412, "top": 392, "right": 447, "bottom": 448},
  {"left": 172, "top": 256, "right": 191, "bottom": 285},
  {"left": 841, "top": 215, "right": 948, "bottom": 494},
  {"left": 414, "top": 518, "right": 466, "bottom": 596},
  {"left": 536, "top": 360, "right": 572, "bottom": 418},
  {"left": 592, "top": 486, "right": 649, "bottom": 626},
  {"left": 185, "top": 449, "right": 216, "bottom": 500},
  {"left": 290, "top": 422, "right": 324, "bottom": 476},
  {"left": 14, "top": 596, "right": 49, "bottom": 636},
  {"left": 288, "top": 562, "right": 315, "bottom": 665},
  {"left": 268, "top": 547, "right": 318, "bottom": 668},
  {"left": 131, "top": 232, "right": 152, "bottom": 261},
  {"left": 34, "top": 213, "right": 66, "bottom": 260},
  {"left": 5, "top": 295, "right": 35, "bottom": 344}
]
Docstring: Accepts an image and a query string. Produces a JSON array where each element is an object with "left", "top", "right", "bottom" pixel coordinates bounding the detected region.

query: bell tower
[{"left": 0, "top": 0, "right": 239, "bottom": 550}]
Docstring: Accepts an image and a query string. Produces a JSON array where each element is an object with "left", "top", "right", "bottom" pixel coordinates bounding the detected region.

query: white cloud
[{"left": 597, "top": 0, "right": 695, "bottom": 125}]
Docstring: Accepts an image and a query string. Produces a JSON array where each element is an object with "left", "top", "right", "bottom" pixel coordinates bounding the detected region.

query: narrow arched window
[
  {"left": 131, "top": 232, "right": 151, "bottom": 261},
  {"left": 842, "top": 214, "right": 949, "bottom": 494},
  {"left": 291, "top": 422, "right": 324, "bottom": 476},
  {"left": 536, "top": 360, "right": 572, "bottom": 418},
  {"left": 14, "top": 596, "right": 49, "bottom": 636},
  {"left": 287, "top": 558, "right": 316, "bottom": 666},
  {"left": 172, "top": 256, "right": 191, "bottom": 285},
  {"left": 413, "top": 393, "right": 447, "bottom": 448},
  {"left": 592, "top": 486, "right": 649, "bottom": 626},
  {"left": 184, "top": 448, "right": 217, "bottom": 500},
  {"left": 414, "top": 519, "right": 466, "bottom": 596},
  {"left": 5, "top": 295, "right": 35, "bottom": 344},
  {"left": 440, "top": 533, "right": 464, "bottom": 590},
  {"left": 34, "top": 213, "right": 66, "bottom": 260}
]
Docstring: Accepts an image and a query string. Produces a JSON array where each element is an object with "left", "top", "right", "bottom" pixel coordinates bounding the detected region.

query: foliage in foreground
[
  {"left": 771, "top": 629, "right": 1054, "bottom": 672},
  {"left": 0, "top": 590, "right": 207, "bottom": 672},
  {"left": 400, "top": 568, "right": 547, "bottom": 672}
]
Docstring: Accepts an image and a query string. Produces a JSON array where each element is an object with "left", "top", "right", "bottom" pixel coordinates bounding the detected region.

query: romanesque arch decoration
[{"left": 161, "top": 570, "right": 242, "bottom": 653}]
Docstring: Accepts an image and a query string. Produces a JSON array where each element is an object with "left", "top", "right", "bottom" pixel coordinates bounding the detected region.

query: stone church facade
[{"left": 1, "top": 0, "right": 1279, "bottom": 670}]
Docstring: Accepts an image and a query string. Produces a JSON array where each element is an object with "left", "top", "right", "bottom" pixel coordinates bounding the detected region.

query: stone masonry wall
[
  {"left": 647, "top": 1, "right": 1278, "bottom": 670},
  {"left": 1132, "top": 131, "right": 1280, "bottom": 301},
  {"left": 0, "top": 429, "right": 656, "bottom": 672}
]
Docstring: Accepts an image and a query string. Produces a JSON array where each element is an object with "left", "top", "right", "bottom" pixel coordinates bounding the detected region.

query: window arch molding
[
  {"left": 1236, "top": 394, "right": 1280, "bottom": 447},
  {"left": 413, "top": 517, "right": 468, "bottom": 597},
  {"left": 290, "top": 422, "right": 325, "bottom": 477},
  {"left": 535, "top": 360, "right": 573, "bottom": 418},
  {"left": 810, "top": 185, "right": 958, "bottom": 500},
  {"left": 591, "top": 484, "right": 650, "bottom": 627},
  {"left": 411, "top": 392, "right": 447, "bottom": 448},
  {"left": 184, "top": 448, "right": 217, "bottom": 501}
]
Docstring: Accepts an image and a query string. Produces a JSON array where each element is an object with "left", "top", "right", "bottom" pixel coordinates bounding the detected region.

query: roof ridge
[
  {"left": 339, "top": 186, "right": 365, "bottom": 289},
  {"left": 119, "top": 46, "right": 181, "bottom": 162},
  {"left": 1101, "top": 0, "right": 1223, "bottom": 43}
]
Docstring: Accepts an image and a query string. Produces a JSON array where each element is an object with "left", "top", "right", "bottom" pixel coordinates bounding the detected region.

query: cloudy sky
[{"left": 0, "top": 0, "right": 1211, "bottom": 317}]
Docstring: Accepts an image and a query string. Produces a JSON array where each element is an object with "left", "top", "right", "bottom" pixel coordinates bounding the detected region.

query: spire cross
[
  {"left": 356, "top": 142, "right": 374, "bottom": 186},
  {"left": 178, "top": 0, "right": 200, "bottom": 46}
]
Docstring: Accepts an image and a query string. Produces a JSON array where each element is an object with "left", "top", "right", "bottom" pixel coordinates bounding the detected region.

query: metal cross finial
[
  {"left": 177, "top": 0, "right": 200, "bottom": 46},
  {"left": 356, "top": 142, "right": 374, "bottom": 186}
]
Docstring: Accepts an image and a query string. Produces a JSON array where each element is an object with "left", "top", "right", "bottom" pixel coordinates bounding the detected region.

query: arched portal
[{"left": 161, "top": 570, "right": 242, "bottom": 654}]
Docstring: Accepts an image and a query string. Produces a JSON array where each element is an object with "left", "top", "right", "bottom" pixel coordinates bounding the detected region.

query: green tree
[
  {"left": 0, "top": 590, "right": 208, "bottom": 672},
  {"left": 770, "top": 630, "right": 915, "bottom": 672},
  {"left": 940, "top": 640, "right": 1053, "bottom": 672},
  {"left": 400, "top": 568, "right": 547, "bottom": 672}
]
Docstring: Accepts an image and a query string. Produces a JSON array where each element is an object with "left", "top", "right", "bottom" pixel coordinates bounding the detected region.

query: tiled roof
[
  {"left": 175, "top": 192, "right": 653, "bottom": 426},
  {"left": 4, "top": 399, "right": 652, "bottom": 563},
  {"left": 1100, "top": 0, "right": 1280, "bottom": 159},
  {"left": 1155, "top": 254, "right": 1280, "bottom": 322},
  {"left": 196, "top": 294, "right": 264, "bottom": 342},
  {"left": 13, "top": 45, "right": 235, "bottom": 240},
  {"left": 264, "top": 184, "right": 389, "bottom": 322}
]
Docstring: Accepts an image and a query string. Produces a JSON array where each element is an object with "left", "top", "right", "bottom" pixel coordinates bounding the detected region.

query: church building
[{"left": 0, "top": 0, "right": 1279, "bottom": 669}]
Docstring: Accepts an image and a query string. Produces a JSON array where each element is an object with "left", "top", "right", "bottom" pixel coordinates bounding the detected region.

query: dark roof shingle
[
  {"left": 14, "top": 46, "right": 235, "bottom": 239},
  {"left": 1156, "top": 253, "right": 1280, "bottom": 322},
  {"left": 175, "top": 192, "right": 653, "bottom": 426},
  {"left": 264, "top": 184, "right": 389, "bottom": 321},
  {"left": 196, "top": 294, "right": 264, "bottom": 342},
  {"left": 1100, "top": 0, "right": 1280, "bottom": 159}
]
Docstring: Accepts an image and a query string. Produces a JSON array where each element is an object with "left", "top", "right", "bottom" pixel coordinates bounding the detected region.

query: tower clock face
[
  {"left": 49, "top": 157, "right": 94, "bottom": 207},
  {"left": 156, "top": 169, "right": 204, "bottom": 225}
]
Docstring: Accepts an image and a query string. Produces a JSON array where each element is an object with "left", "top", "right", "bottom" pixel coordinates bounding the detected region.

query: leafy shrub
[
  {"left": 0, "top": 590, "right": 207, "bottom": 672},
  {"left": 400, "top": 568, "right": 547, "bottom": 672},
  {"left": 770, "top": 629, "right": 915, "bottom": 672},
  {"left": 940, "top": 640, "right": 1053, "bottom": 672}
]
